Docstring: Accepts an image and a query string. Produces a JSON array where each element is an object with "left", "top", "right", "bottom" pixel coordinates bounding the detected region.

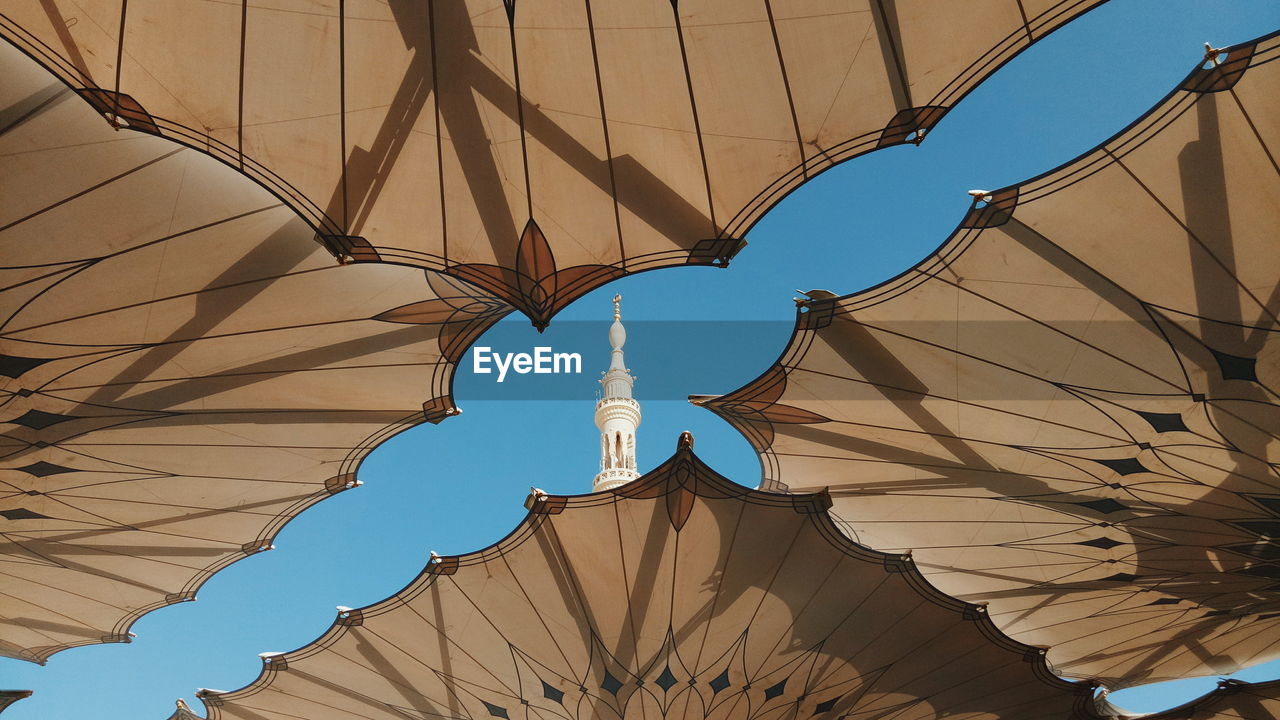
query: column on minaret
[{"left": 593, "top": 295, "right": 641, "bottom": 491}]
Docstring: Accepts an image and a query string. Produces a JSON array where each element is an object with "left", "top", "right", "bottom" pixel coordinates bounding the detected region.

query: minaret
[{"left": 593, "top": 295, "right": 641, "bottom": 491}]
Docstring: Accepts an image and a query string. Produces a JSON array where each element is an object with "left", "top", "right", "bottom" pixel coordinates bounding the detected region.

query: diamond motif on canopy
[
  {"left": 692, "top": 30, "right": 1280, "bottom": 688},
  {"left": 194, "top": 435, "right": 1102, "bottom": 720},
  {"left": 0, "top": 0, "right": 1103, "bottom": 327},
  {"left": 0, "top": 41, "right": 509, "bottom": 663}
]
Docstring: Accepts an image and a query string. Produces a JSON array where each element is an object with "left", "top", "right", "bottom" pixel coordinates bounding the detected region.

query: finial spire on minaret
[{"left": 594, "top": 294, "right": 640, "bottom": 491}]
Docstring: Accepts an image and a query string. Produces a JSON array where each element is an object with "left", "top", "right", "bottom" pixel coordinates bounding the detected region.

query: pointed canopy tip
[
  {"left": 189, "top": 421, "right": 1107, "bottom": 720},
  {"left": 167, "top": 699, "right": 205, "bottom": 720},
  {"left": 0, "top": 690, "right": 33, "bottom": 707}
]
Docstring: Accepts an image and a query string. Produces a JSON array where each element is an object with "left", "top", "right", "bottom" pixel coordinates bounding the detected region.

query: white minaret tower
[{"left": 593, "top": 295, "right": 641, "bottom": 491}]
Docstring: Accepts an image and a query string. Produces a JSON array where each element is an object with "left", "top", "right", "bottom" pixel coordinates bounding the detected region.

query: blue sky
[{"left": 3, "top": 2, "right": 1280, "bottom": 717}]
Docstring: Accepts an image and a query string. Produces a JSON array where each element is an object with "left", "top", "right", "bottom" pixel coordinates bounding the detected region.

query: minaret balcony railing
[
  {"left": 594, "top": 396, "right": 639, "bottom": 412},
  {"left": 594, "top": 468, "right": 641, "bottom": 491},
  {"left": 594, "top": 401, "right": 641, "bottom": 428}
]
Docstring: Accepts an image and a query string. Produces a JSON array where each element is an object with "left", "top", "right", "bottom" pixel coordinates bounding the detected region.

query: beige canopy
[
  {"left": 693, "top": 31, "right": 1280, "bottom": 689},
  {"left": 197, "top": 434, "right": 1103, "bottom": 720},
  {"left": 166, "top": 700, "right": 202, "bottom": 720},
  {"left": 0, "top": 40, "right": 508, "bottom": 663},
  {"left": 1, "top": 0, "right": 1103, "bottom": 326},
  {"left": 0, "top": 691, "right": 32, "bottom": 715}
]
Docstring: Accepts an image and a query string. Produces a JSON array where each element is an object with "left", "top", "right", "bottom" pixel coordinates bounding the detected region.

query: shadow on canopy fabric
[
  {"left": 0, "top": 691, "right": 32, "bottom": 715},
  {"left": 195, "top": 433, "right": 1105, "bottom": 720},
  {"left": 0, "top": 41, "right": 509, "bottom": 664},
  {"left": 691, "top": 30, "right": 1280, "bottom": 689},
  {"left": 0, "top": 0, "right": 1104, "bottom": 328}
]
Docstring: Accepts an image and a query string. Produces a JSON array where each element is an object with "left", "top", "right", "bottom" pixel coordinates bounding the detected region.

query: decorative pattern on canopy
[
  {"left": 0, "top": 41, "right": 508, "bottom": 664},
  {"left": 195, "top": 434, "right": 1103, "bottom": 720},
  {"left": 693, "top": 31, "right": 1280, "bottom": 689},
  {"left": 0, "top": 0, "right": 1104, "bottom": 327}
]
